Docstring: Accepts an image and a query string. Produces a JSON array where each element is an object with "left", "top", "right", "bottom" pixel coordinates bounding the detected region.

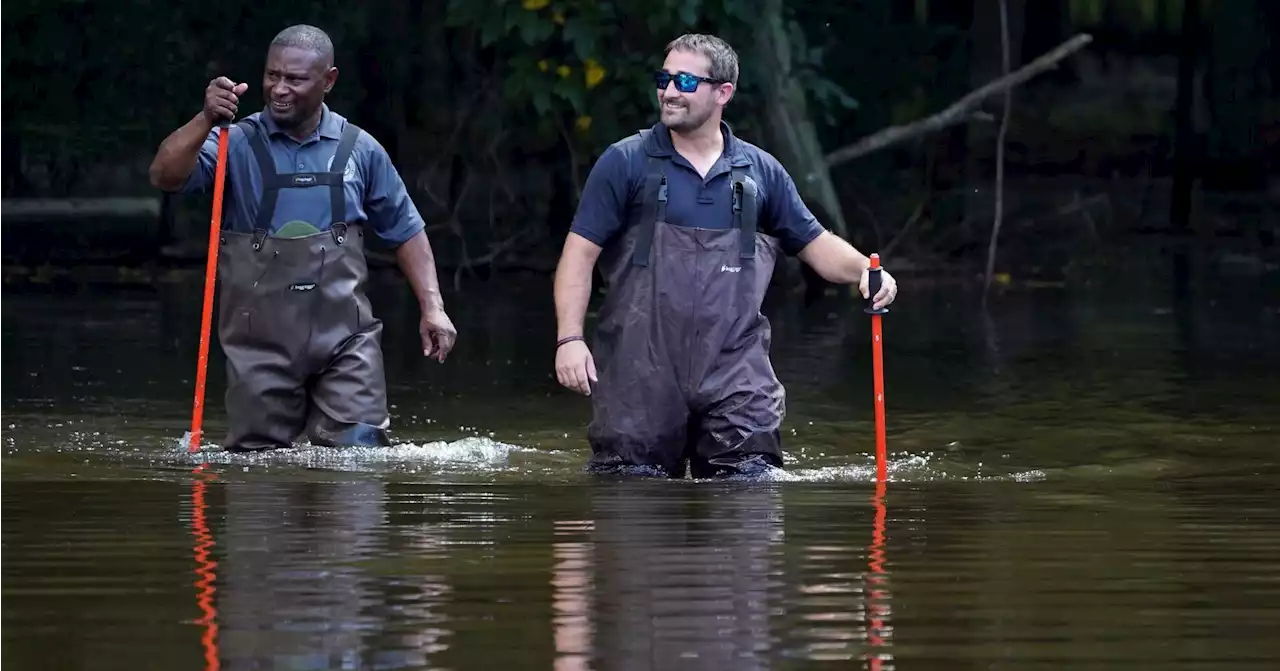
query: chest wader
[
  {"left": 586, "top": 130, "right": 786, "bottom": 479},
  {"left": 217, "top": 121, "right": 391, "bottom": 451}
]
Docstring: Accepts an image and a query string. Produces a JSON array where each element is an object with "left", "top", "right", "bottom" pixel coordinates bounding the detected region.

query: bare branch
[
  {"left": 983, "top": 0, "right": 1014, "bottom": 300},
  {"left": 822, "top": 33, "right": 1093, "bottom": 170}
]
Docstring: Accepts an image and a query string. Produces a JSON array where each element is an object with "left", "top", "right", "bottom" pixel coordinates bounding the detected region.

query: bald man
[{"left": 149, "top": 25, "right": 456, "bottom": 451}]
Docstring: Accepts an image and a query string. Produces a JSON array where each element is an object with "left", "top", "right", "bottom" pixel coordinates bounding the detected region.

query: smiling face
[
  {"left": 262, "top": 45, "right": 336, "bottom": 130},
  {"left": 656, "top": 48, "right": 734, "bottom": 134}
]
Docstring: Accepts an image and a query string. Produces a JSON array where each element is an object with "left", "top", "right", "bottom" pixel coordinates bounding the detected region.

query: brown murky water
[{"left": 4, "top": 250, "right": 1280, "bottom": 669}]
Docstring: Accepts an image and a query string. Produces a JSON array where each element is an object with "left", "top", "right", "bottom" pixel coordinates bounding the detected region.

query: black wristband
[{"left": 556, "top": 335, "right": 585, "bottom": 348}]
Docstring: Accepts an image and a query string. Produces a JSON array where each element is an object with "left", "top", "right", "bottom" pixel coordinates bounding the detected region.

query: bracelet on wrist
[{"left": 556, "top": 335, "right": 585, "bottom": 348}]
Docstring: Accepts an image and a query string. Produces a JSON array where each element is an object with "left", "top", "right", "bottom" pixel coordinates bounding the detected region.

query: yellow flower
[
  {"left": 584, "top": 58, "right": 606, "bottom": 89},
  {"left": 552, "top": 10, "right": 565, "bottom": 24},
  {"left": 537, "top": 60, "right": 549, "bottom": 72},
  {"left": 556, "top": 64, "right": 572, "bottom": 79},
  {"left": 575, "top": 116, "right": 592, "bottom": 132},
  {"left": 522, "top": 0, "right": 549, "bottom": 10}
]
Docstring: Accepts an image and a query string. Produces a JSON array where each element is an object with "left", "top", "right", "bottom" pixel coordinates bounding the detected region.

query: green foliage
[{"left": 438, "top": 0, "right": 863, "bottom": 157}]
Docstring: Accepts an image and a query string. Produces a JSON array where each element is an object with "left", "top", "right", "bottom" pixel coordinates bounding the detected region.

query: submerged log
[{"left": 1, "top": 197, "right": 162, "bottom": 220}]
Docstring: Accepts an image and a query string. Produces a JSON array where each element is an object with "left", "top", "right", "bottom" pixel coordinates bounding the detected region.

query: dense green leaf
[
  {"left": 563, "top": 17, "right": 594, "bottom": 61},
  {"left": 554, "top": 78, "right": 586, "bottom": 114},
  {"left": 532, "top": 89, "right": 552, "bottom": 115},
  {"left": 524, "top": 15, "right": 555, "bottom": 43}
]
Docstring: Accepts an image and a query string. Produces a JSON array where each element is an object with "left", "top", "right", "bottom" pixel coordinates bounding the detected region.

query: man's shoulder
[
  {"left": 602, "top": 129, "right": 651, "bottom": 163},
  {"left": 586, "top": 129, "right": 652, "bottom": 186},
  {"left": 730, "top": 134, "right": 788, "bottom": 178},
  {"left": 319, "top": 112, "right": 390, "bottom": 165},
  {"left": 230, "top": 112, "right": 267, "bottom": 137}
]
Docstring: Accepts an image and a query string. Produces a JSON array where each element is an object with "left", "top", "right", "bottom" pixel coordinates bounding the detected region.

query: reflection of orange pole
[
  {"left": 190, "top": 465, "right": 221, "bottom": 670},
  {"left": 866, "top": 477, "right": 889, "bottom": 670},
  {"left": 863, "top": 253, "right": 888, "bottom": 480},
  {"left": 189, "top": 122, "right": 231, "bottom": 452}
]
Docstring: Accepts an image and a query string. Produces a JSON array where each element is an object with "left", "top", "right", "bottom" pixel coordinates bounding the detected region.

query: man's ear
[
  {"left": 717, "top": 82, "right": 736, "bottom": 106},
  {"left": 324, "top": 66, "right": 339, "bottom": 94}
]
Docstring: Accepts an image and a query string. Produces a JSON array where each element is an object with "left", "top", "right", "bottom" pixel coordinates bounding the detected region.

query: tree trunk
[
  {"left": 964, "top": 0, "right": 1025, "bottom": 256},
  {"left": 1170, "top": 0, "right": 1202, "bottom": 234},
  {"left": 1204, "top": 0, "right": 1271, "bottom": 192},
  {"left": 750, "top": 0, "right": 849, "bottom": 242}
]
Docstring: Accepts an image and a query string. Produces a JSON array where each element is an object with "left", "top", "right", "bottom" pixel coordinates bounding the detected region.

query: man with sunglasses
[{"left": 554, "top": 33, "right": 898, "bottom": 479}]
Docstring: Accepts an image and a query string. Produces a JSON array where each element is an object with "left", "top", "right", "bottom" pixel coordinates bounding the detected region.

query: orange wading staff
[
  {"left": 187, "top": 117, "right": 230, "bottom": 669},
  {"left": 188, "top": 119, "right": 232, "bottom": 453},
  {"left": 864, "top": 253, "right": 889, "bottom": 480},
  {"left": 864, "top": 252, "right": 892, "bottom": 669}
]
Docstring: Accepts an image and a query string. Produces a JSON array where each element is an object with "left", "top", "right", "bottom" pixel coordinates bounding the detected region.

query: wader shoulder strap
[
  {"left": 632, "top": 155, "right": 667, "bottom": 267},
  {"left": 242, "top": 120, "right": 362, "bottom": 236},
  {"left": 731, "top": 168, "right": 759, "bottom": 260},
  {"left": 244, "top": 121, "right": 284, "bottom": 232},
  {"left": 328, "top": 123, "right": 361, "bottom": 229}
]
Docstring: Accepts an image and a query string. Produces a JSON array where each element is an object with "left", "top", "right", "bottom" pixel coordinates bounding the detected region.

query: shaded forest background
[{"left": 2, "top": 0, "right": 1277, "bottom": 287}]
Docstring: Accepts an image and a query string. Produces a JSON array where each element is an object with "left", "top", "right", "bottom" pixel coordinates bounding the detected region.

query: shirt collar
[
  {"left": 644, "top": 119, "right": 752, "bottom": 168},
  {"left": 258, "top": 103, "right": 342, "bottom": 141}
]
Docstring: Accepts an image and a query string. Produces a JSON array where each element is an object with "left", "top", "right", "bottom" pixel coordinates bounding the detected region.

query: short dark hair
[
  {"left": 665, "top": 34, "right": 739, "bottom": 87},
  {"left": 270, "top": 24, "right": 335, "bottom": 66}
]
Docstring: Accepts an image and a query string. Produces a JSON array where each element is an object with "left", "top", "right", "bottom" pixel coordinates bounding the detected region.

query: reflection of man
[
  {"left": 556, "top": 482, "right": 784, "bottom": 670},
  {"left": 216, "top": 477, "right": 443, "bottom": 670},
  {"left": 149, "top": 25, "right": 455, "bottom": 451},
  {"left": 553, "top": 34, "right": 898, "bottom": 479}
]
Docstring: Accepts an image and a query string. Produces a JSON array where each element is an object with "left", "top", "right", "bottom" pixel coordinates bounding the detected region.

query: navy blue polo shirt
[
  {"left": 570, "top": 121, "right": 826, "bottom": 255},
  {"left": 173, "top": 104, "right": 424, "bottom": 248}
]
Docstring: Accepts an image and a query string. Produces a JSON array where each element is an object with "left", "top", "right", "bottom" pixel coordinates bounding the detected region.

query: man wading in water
[
  {"left": 553, "top": 33, "right": 899, "bottom": 478},
  {"left": 149, "top": 25, "right": 456, "bottom": 451}
]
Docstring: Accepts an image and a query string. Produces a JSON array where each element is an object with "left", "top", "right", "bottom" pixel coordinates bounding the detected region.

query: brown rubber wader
[
  {"left": 216, "top": 120, "right": 392, "bottom": 451},
  {"left": 586, "top": 129, "right": 786, "bottom": 479}
]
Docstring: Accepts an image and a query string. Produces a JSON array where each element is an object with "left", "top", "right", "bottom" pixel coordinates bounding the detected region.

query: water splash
[
  {"left": 12, "top": 420, "right": 1047, "bottom": 484},
  {"left": 171, "top": 436, "right": 530, "bottom": 474}
]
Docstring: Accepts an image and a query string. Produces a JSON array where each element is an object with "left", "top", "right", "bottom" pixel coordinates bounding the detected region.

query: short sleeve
[
  {"left": 361, "top": 134, "right": 426, "bottom": 248},
  {"left": 174, "top": 128, "right": 222, "bottom": 195},
  {"left": 762, "top": 158, "right": 826, "bottom": 255},
  {"left": 569, "top": 145, "right": 631, "bottom": 247}
]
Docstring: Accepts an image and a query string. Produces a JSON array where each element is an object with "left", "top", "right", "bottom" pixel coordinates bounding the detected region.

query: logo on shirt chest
[{"left": 326, "top": 155, "right": 358, "bottom": 183}]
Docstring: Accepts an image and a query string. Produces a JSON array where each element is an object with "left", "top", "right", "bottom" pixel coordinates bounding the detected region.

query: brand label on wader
[
  {"left": 720, "top": 265, "right": 742, "bottom": 273},
  {"left": 292, "top": 174, "right": 318, "bottom": 186},
  {"left": 289, "top": 283, "right": 317, "bottom": 292}
]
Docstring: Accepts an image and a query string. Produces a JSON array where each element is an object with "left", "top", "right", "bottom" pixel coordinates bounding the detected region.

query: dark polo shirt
[{"left": 570, "top": 121, "right": 826, "bottom": 255}]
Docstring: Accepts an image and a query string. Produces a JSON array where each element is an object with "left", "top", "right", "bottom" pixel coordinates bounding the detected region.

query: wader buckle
[
  {"left": 251, "top": 228, "right": 268, "bottom": 252},
  {"left": 331, "top": 222, "right": 348, "bottom": 245}
]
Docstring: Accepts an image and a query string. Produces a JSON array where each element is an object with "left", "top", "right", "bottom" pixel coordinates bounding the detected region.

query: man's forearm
[
  {"left": 832, "top": 242, "right": 872, "bottom": 284},
  {"left": 149, "top": 113, "right": 214, "bottom": 192},
  {"left": 394, "top": 230, "right": 445, "bottom": 313},
  {"left": 799, "top": 231, "right": 872, "bottom": 284},
  {"left": 554, "top": 251, "right": 594, "bottom": 340}
]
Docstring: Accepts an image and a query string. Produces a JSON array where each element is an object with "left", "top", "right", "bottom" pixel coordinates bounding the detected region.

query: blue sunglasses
[{"left": 654, "top": 70, "right": 726, "bottom": 93}]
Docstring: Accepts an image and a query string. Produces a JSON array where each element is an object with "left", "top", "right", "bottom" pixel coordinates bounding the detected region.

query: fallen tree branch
[
  {"left": 882, "top": 144, "right": 937, "bottom": 257},
  {"left": 822, "top": 33, "right": 1093, "bottom": 170},
  {"left": 983, "top": 0, "right": 1014, "bottom": 301},
  {"left": 452, "top": 227, "right": 536, "bottom": 290},
  {"left": 882, "top": 197, "right": 927, "bottom": 257}
]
